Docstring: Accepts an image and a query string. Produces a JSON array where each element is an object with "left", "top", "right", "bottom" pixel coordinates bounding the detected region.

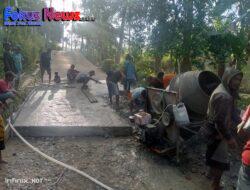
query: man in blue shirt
[
  {"left": 12, "top": 45, "right": 23, "bottom": 89},
  {"left": 124, "top": 54, "right": 137, "bottom": 92},
  {"left": 129, "top": 87, "right": 147, "bottom": 112}
]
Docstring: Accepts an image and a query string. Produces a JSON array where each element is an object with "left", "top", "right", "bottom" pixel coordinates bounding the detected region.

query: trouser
[
  {"left": 125, "top": 79, "right": 136, "bottom": 91},
  {"left": 237, "top": 164, "right": 250, "bottom": 190},
  {"left": 206, "top": 139, "right": 230, "bottom": 171}
]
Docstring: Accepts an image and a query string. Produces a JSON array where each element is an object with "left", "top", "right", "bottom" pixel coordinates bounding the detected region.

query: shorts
[
  {"left": 40, "top": 65, "right": 51, "bottom": 74},
  {"left": 107, "top": 81, "right": 119, "bottom": 96},
  {"left": 0, "top": 140, "right": 5, "bottom": 150},
  {"left": 125, "top": 79, "right": 136, "bottom": 91}
]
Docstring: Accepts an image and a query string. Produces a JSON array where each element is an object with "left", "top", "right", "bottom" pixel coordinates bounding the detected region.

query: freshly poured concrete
[{"left": 14, "top": 52, "right": 131, "bottom": 137}]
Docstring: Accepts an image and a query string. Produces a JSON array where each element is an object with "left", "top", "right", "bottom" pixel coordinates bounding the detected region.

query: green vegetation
[
  {"left": 0, "top": 0, "right": 63, "bottom": 78},
  {"left": 0, "top": 0, "right": 249, "bottom": 95},
  {"left": 239, "top": 93, "right": 250, "bottom": 109},
  {"left": 73, "top": 0, "right": 249, "bottom": 80}
]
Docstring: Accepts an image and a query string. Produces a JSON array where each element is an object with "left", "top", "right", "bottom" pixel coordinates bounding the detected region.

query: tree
[{"left": 0, "top": 0, "right": 63, "bottom": 77}]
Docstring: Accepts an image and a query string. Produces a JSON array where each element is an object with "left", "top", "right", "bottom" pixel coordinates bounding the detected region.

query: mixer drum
[{"left": 169, "top": 71, "right": 220, "bottom": 118}]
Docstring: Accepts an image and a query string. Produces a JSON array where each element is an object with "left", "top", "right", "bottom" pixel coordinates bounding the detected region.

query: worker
[
  {"left": 123, "top": 54, "right": 137, "bottom": 92},
  {"left": 163, "top": 73, "right": 176, "bottom": 89},
  {"left": 147, "top": 75, "right": 164, "bottom": 89},
  {"left": 106, "top": 70, "right": 123, "bottom": 108},
  {"left": 67, "top": 64, "right": 80, "bottom": 83},
  {"left": 0, "top": 72, "right": 20, "bottom": 103},
  {"left": 129, "top": 87, "right": 147, "bottom": 112},
  {"left": 205, "top": 67, "right": 243, "bottom": 190},
  {"left": 12, "top": 45, "right": 23, "bottom": 89},
  {"left": 76, "top": 70, "right": 101, "bottom": 90},
  {"left": 40, "top": 48, "right": 52, "bottom": 83}
]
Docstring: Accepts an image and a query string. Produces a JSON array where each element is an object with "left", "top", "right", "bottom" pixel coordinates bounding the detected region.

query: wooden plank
[{"left": 81, "top": 89, "right": 98, "bottom": 103}]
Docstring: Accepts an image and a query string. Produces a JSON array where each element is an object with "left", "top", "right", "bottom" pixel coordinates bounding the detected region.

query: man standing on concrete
[
  {"left": 106, "top": 70, "right": 123, "bottom": 108},
  {"left": 40, "top": 48, "right": 52, "bottom": 83},
  {"left": 123, "top": 54, "right": 137, "bottom": 92},
  {"left": 206, "top": 67, "right": 243, "bottom": 190}
]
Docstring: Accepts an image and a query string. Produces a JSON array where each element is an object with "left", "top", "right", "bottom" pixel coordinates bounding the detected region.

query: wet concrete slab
[
  {"left": 14, "top": 84, "right": 131, "bottom": 137},
  {"left": 14, "top": 51, "right": 131, "bottom": 137}
]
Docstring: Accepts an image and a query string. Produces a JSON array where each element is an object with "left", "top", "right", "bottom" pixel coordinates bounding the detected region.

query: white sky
[
  {"left": 44, "top": 0, "right": 83, "bottom": 38},
  {"left": 45, "top": 0, "right": 82, "bottom": 11}
]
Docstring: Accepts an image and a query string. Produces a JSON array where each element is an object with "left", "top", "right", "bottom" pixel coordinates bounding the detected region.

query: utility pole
[
  {"left": 62, "top": 0, "right": 65, "bottom": 50},
  {"left": 70, "top": 1, "right": 73, "bottom": 51}
]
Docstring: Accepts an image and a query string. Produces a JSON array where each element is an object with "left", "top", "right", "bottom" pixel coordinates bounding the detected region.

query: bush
[
  {"left": 102, "top": 59, "right": 115, "bottom": 72},
  {"left": 3, "top": 28, "right": 46, "bottom": 74}
]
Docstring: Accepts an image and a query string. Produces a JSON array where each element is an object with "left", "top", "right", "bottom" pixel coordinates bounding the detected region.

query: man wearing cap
[{"left": 206, "top": 67, "right": 243, "bottom": 190}]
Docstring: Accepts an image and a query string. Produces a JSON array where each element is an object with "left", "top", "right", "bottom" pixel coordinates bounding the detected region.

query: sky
[
  {"left": 45, "top": 0, "right": 82, "bottom": 11},
  {"left": 44, "top": 0, "right": 83, "bottom": 38}
]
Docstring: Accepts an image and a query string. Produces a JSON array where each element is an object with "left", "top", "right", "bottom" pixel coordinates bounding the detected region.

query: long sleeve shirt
[{"left": 209, "top": 93, "right": 233, "bottom": 140}]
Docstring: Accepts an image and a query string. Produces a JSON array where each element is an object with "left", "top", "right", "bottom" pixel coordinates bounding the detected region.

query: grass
[
  {"left": 239, "top": 59, "right": 250, "bottom": 109},
  {"left": 239, "top": 93, "right": 250, "bottom": 109},
  {"left": 240, "top": 58, "right": 250, "bottom": 93}
]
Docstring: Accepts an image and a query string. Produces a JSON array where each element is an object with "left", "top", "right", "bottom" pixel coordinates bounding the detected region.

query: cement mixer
[
  {"left": 132, "top": 71, "right": 221, "bottom": 160},
  {"left": 169, "top": 71, "right": 221, "bottom": 120}
]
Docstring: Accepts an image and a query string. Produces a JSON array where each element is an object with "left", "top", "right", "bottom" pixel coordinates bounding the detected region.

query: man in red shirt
[
  {"left": 0, "top": 72, "right": 17, "bottom": 103},
  {"left": 163, "top": 73, "right": 176, "bottom": 89},
  {"left": 147, "top": 75, "right": 164, "bottom": 89}
]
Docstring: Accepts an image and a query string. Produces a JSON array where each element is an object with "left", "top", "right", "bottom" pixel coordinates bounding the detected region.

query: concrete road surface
[{"left": 14, "top": 51, "right": 131, "bottom": 137}]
